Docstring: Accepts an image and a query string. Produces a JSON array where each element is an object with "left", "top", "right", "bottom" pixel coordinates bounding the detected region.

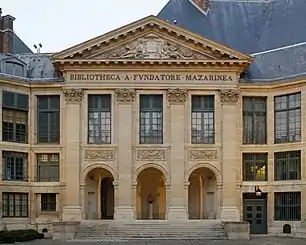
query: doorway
[
  {"left": 101, "top": 177, "right": 114, "bottom": 219},
  {"left": 243, "top": 193, "right": 268, "bottom": 234}
]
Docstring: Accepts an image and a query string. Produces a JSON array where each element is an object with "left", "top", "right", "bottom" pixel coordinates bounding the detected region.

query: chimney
[
  {"left": 0, "top": 10, "right": 15, "bottom": 53},
  {"left": 193, "top": 0, "right": 210, "bottom": 12}
]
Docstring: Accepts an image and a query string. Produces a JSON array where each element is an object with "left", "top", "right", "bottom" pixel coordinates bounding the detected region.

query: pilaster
[
  {"left": 219, "top": 88, "right": 240, "bottom": 221},
  {"left": 114, "top": 88, "right": 135, "bottom": 220},
  {"left": 62, "top": 88, "right": 84, "bottom": 221},
  {"left": 167, "top": 88, "right": 188, "bottom": 220}
]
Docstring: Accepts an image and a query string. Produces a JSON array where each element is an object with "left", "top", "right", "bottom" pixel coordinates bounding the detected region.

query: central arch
[
  {"left": 136, "top": 167, "right": 166, "bottom": 220},
  {"left": 84, "top": 165, "right": 115, "bottom": 220}
]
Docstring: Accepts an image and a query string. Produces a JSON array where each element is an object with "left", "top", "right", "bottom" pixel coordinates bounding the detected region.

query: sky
[{"left": 1, "top": 0, "right": 169, "bottom": 53}]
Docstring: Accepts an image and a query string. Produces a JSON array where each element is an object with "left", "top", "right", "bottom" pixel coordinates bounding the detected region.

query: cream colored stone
[{"left": 0, "top": 16, "right": 305, "bottom": 234}]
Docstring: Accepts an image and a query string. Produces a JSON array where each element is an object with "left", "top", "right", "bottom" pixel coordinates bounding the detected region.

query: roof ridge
[{"left": 251, "top": 41, "right": 306, "bottom": 56}]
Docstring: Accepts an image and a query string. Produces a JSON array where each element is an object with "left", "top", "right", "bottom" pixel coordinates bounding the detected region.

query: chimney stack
[
  {"left": 0, "top": 10, "right": 15, "bottom": 54},
  {"left": 193, "top": 0, "right": 210, "bottom": 12}
]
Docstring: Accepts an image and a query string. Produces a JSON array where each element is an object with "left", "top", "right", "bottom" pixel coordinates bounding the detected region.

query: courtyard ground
[{"left": 16, "top": 237, "right": 306, "bottom": 245}]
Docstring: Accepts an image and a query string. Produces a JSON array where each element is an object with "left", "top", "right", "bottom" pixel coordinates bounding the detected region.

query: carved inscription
[
  {"left": 167, "top": 88, "right": 188, "bottom": 104},
  {"left": 97, "top": 35, "right": 209, "bottom": 60},
  {"left": 115, "top": 88, "right": 136, "bottom": 103},
  {"left": 85, "top": 150, "right": 114, "bottom": 161},
  {"left": 137, "top": 150, "right": 166, "bottom": 160},
  {"left": 219, "top": 89, "right": 239, "bottom": 103},
  {"left": 62, "top": 88, "right": 84, "bottom": 104},
  {"left": 189, "top": 150, "right": 217, "bottom": 160}
]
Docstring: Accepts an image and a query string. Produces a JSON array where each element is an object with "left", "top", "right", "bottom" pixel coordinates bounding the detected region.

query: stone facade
[{"left": 0, "top": 16, "right": 305, "bottom": 235}]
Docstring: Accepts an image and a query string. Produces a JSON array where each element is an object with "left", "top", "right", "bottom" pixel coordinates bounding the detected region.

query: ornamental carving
[
  {"left": 219, "top": 89, "right": 239, "bottom": 103},
  {"left": 167, "top": 88, "right": 188, "bottom": 104},
  {"left": 137, "top": 150, "right": 166, "bottom": 161},
  {"left": 115, "top": 88, "right": 136, "bottom": 103},
  {"left": 189, "top": 150, "right": 218, "bottom": 161},
  {"left": 85, "top": 150, "right": 114, "bottom": 161},
  {"left": 96, "top": 35, "right": 209, "bottom": 60},
  {"left": 62, "top": 88, "right": 84, "bottom": 104}
]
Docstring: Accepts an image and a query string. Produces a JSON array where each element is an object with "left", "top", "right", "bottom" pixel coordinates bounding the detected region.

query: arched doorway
[
  {"left": 85, "top": 167, "right": 114, "bottom": 220},
  {"left": 136, "top": 167, "right": 166, "bottom": 220},
  {"left": 188, "top": 167, "right": 218, "bottom": 219}
]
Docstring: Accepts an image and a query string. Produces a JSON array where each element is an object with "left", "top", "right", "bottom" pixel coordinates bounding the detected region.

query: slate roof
[
  {"left": 158, "top": 0, "right": 306, "bottom": 81},
  {"left": 13, "top": 33, "right": 33, "bottom": 54}
]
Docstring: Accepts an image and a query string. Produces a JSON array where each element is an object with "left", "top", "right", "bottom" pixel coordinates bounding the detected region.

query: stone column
[
  {"left": 167, "top": 88, "right": 188, "bottom": 220},
  {"left": 62, "top": 88, "right": 84, "bottom": 221},
  {"left": 184, "top": 182, "right": 190, "bottom": 219},
  {"left": 114, "top": 88, "right": 135, "bottom": 220},
  {"left": 219, "top": 89, "right": 240, "bottom": 221}
]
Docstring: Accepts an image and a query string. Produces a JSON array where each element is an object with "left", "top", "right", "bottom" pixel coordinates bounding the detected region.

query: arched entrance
[
  {"left": 188, "top": 167, "right": 218, "bottom": 219},
  {"left": 136, "top": 167, "right": 166, "bottom": 220},
  {"left": 85, "top": 167, "right": 114, "bottom": 220}
]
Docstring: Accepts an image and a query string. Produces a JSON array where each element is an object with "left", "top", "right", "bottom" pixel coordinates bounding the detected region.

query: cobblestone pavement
[{"left": 17, "top": 237, "right": 306, "bottom": 245}]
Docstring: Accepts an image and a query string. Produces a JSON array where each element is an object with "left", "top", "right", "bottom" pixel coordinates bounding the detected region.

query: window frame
[
  {"left": 87, "top": 94, "right": 112, "bottom": 144},
  {"left": 242, "top": 153, "right": 268, "bottom": 181},
  {"left": 191, "top": 95, "right": 215, "bottom": 144},
  {"left": 139, "top": 94, "right": 164, "bottom": 144},
  {"left": 37, "top": 95, "right": 60, "bottom": 144},
  {"left": 242, "top": 96, "right": 267, "bottom": 144},
  {"left": 2, "top": 91, "right": 29, "bottom": 143},
  {"left": 41, "top": 193, "right": 57, "bottom": 212},
  {"left": 274, "top": 151, "right": 301, "bottom": 181},
  {"left": 274, "top": 93, "right": 301, "bottom": 144},
  {"left": 274, "top": 192, "right": 301, "bottom": 221},
  {"left": 36, "top": 153, "right": 60, "bottom": 182},
  {"left": 2, "top": 192, "right": 28, "bottom": 217},
  {"left": 2, "top": 151, "right": 28, "bottom": 181}
]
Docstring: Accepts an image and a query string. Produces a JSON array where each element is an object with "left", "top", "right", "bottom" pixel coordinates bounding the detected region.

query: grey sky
[{"left": 2, "top": 0, "right": 169, "bottom": 53}]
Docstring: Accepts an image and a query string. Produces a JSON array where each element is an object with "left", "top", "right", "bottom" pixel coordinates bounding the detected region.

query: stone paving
[{"left": 17, "top": 237, "right": 306, "bottom": 245}]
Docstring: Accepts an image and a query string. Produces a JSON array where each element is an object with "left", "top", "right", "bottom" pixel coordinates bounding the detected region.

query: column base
[
  {"left": 114, "top": 206, "right": 134, "bottom": 221},
  {"left": 167, "top": 206, "right": 187, "bottom": 221},
  {"left": 62, "top": 206, "right": 82, "bottom": 221},
  {"left": 220, "top": 206, "right": 240, "bottom": 222}
]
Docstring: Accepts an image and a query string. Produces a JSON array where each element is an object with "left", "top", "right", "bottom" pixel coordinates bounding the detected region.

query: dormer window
[{"left": 5, "top": 61, "right": 24, "bottom": 77}]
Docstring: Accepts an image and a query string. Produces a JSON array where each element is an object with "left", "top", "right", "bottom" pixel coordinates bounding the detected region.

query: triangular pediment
[{"left": 52, "top": 16, "right": 252, "bottom": 64}]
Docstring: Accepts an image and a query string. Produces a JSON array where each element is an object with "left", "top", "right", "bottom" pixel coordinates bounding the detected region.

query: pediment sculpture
[{"left": 96, "top": 36, "right": 209, "bottom": 60}]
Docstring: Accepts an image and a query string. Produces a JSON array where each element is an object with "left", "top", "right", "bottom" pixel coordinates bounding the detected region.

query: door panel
[{"left": 243, "top": 200, "right": 267, "bottom": 234}]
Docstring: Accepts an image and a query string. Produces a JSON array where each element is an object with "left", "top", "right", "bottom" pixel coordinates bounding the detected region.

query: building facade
[{"left": 1, "top": 0, "right": 306, "bottom": 235}]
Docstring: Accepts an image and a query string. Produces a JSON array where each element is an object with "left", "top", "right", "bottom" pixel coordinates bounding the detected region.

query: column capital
[
  {"left": 218, "top": 88, "right": 239, "bottom": 104},
  {"left": 62, "top": 88, "right": 84, "bottom": 104},
  {"left": 115, "top": 88, "right": 136, "bottom": 103},
  {"left": 167, "top": 88, "right": 188, "bottom": 104}
]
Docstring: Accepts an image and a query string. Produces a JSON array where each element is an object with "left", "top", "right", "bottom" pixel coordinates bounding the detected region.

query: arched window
[{"left": 5, "top": 61, "right": 24, "bottom": 77}]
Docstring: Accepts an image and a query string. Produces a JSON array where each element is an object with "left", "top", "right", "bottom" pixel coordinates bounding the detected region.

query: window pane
[
  {"left": 88, "top": 95, "right": 112, "bottom": 144},
  {"left": 37, "top": 154, "right": 60, "bottom": 182},
  {"left": 243, "top": 97, "right": 267, "bottom": 144},
  {"left": 274, "top": 192, "right": 301, "bottom": 221},
  {"left": 274, "top": 151, "right": 301, "bottom": 181},
  {"left": 139, "top": 95, "right": 163, "bottom": 144},
  {"left": 2, "top": 152, "right": 28, "bottom": 181},
  {"left": 41, "top": 194, "right": 56, "bottom": 211},
  {"left": 243, "top": 153, "right": 267, "bottom": 181},
  {"left": 191, "top": 96, "right": 214, "bottom": 144},
  {"left": 274, "top": 93, "right": 301, "bottom": 143},
  {"left": 2, "top": 193, "right": 28, "bottom": 217}
]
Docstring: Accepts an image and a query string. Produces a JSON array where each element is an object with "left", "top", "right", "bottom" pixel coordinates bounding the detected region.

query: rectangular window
[
  {"left": 41, "top": 193, "right": 56, "bottom": 211},
  {"left": 2, "top": 91, "right": 29, "bottom": 143},
  {"left": 2, "top": 151, "right": 28, "bottom": 181},
  {"left": 139, "top": 95, "right": 163, "bottom": 144},
  {"left": 243, "top": 153, "right": 268, "bottom": 181},
  {"left": 274, "top": 192, "right": 301, "bottom": 221},
  {"left": 2, "top": 192, "right": 28, "bottom": 217},
  {"left": 37, "top": 153, "right": 60, "bottom": 182},
  {"left": 243, "top": 97, "right": 267, "bottom": 144},
  {"left": 37, "top": 95, "right": 60, "bottom": 143},
  {"left": 274, "top": 151, "right": 301, "bottom": 181},
  {"left": 191, "top": 95, "right": 214, "bottom": 144},
  {"left": 88, "top": 95, "right": 111, "bottom": 144},
  {"left": 274, "top": 93, "right": 301, "bottom": 143}
]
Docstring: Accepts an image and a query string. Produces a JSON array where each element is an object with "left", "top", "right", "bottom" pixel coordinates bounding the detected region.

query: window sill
[{"left": 38, "top": 211, "right": 59, "bottom": 216}]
